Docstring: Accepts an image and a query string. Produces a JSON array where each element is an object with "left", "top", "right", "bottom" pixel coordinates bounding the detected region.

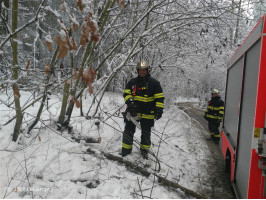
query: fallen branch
[{"left": 102, "top": 152, "right": 206, "bottom": 199}]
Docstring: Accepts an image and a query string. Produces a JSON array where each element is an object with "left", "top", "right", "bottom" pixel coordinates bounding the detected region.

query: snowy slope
[{"left": 0, "top": 91, "right": 215, "bottom": 199}]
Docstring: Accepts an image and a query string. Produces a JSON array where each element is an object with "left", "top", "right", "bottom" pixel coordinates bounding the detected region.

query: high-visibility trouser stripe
[
  {"left": 219, "top": 110, "right": 224, "bottom": 115},
  {"left": 207, "top": 106, "right": 224, "bottom": 110},
  {"left": 206, "top": 114, "right": 223, "bottom": 120},
  {"left": 124, "top": 95, "right": 133, "bottom": 102},
  {"left": 140, "top": 144, "right": 150, "bottom": 151},
  {"left": 210, "top": 132, "right": 214, "bottom": 135},
  {"left": 133, "top": 96, "right": 154, "bottom": 102},
  {"left": 122, "top": 143, "right": 132, "bottom": 149},
  {"left": 156, "top": 102, "right": 164, "bottom": 108},
  {"left": 124, "top": 89, "right": 131, "bottom": 94},
  {"left": 154, "top": 93, "right": 164, "bottom": 98},
  {"left": 137, "top": 113, "right": 155, "bottom": 119},
  {"left": 214, "top": 133, "right": 221, "bottom": 138}
]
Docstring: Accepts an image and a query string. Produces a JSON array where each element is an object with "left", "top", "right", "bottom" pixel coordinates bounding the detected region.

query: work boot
[
  {"left": 141, "top": 151, "right": 148, "bottom": 160},
  {"left": 214, "top": 139, "right": 220, "bottom": 145},
  {"left": 121, "top": 149, "right": 131, "bottom": 157}
]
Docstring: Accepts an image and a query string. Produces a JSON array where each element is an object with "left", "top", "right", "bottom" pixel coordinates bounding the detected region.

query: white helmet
[
  {"left": 211, "top": 89, "right": 219, "bottom": 95},
  {"left": 137, "top": 61, "right": 150, "bottom": 71}
]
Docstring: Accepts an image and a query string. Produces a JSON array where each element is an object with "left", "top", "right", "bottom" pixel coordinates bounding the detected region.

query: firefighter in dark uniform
[
  {"left": 204, "top": 89, "right": 224, "bottom": 144},
  {"left": 122, "top": 61, "right": 165, "bottom": 159}
]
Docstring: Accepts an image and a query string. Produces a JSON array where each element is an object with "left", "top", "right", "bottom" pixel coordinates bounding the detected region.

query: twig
[{"left": 137, "top": 177, "right": 144, "bottom": 199}]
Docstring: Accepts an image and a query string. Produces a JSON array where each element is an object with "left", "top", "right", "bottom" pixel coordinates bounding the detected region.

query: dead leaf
[
  {"left": 74, "top": 67, "right": 79, "bottom": 80},
  {"left": 77, "top": 0, "right": 84, "bottom": 11},
  {"left": 120, "top": 0, "right": 125, "bottom": 9},
  {"left": 13, "top": 84, "right": 21, "bottom": 99},
  {"left": 60, "top": 63, "right": 64, "bottom": 69},
  {"left": 72, "top": 37, "right": 77, "bottom": 51},
  {"left": 38, "top": 136, "right": 41, "bottom": 142},
  {"left": 55, "top": 33, "right": 68, "bottom": 59},
  {"left": 45, "top": 64, "right": 50, "bottom": 75},
  {"left": 46, "top": 41, "right": 53, "bottom": 52},
  {"left": 25, "top": 59, "right": 31, "bottom": 70},
  {"left": 66, "top": 80, "right": 71, "bottom": 85},
  {"left": 75, "top": 99, "right": 81, "bottom": 108},
  {"left": 88, "top": 83, "right": 93, "bottom": 94}
]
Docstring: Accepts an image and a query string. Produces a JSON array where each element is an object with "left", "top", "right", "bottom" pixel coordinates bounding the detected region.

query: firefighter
[
  {"left": 122, "top": 61, "right": 165, "bottom": 159},
  {"left": 204, "top": 89, "right": 224, "bottom": 144}
]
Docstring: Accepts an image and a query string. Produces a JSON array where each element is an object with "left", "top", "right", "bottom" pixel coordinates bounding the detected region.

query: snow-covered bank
[{"left": 0, "top": 91, "right": 216, "bottom": 198}]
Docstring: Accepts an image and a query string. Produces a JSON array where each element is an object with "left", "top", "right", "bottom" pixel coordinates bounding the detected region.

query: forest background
[{"left": 0, "top": 0, "right": 265, "bottom": 141}]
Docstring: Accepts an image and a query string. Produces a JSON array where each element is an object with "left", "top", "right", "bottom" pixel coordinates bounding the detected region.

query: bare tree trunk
[
  {"left": 234, "top": 0, "right": 242, "bottom": 44},
  {"left": 58, "top": 53, "right": 73, "bottom": 125},
  {"left": 11, "top": 0, "right": 23, "bottom": 142},
  {"left": 27, "top": 47, "right": 59, "bottom": 134},
  {"left": 58, "top": 80, "right": 70, "bottom": 124}
]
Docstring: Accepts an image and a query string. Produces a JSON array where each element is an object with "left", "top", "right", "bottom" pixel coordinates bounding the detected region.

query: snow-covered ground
[{"left": 0, "top": 90, "right": 216, "bottom": 199}]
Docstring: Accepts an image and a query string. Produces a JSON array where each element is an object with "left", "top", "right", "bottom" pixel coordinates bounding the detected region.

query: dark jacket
[
  {"left": 123, "top": 74, "right": 164, "bottom": 119},
  {"left": 204, "top": 96, "right": 224, "bottom": 121}
]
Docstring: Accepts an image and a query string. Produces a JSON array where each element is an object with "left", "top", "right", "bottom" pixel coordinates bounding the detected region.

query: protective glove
[
  {"left": 155, "top": 108, "right": 163, "bottom": 120},
  {"left": 127, "top": 98, "right": 138, "bottom": 117}
]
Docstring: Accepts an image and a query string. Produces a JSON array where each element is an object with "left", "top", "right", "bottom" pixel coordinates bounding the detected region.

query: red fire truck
[{"left": 221, "top": 14, "right": 266, "bottom": 198}]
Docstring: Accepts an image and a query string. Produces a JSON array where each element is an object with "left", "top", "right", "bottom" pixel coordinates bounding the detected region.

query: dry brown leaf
[
  {"left": 13, "top": 84, "right": 21, "bottom": 99},
  {"left": 75, "top": 99, "right": 81, "bottom": 108},
  {"left": 120, "top": 0, "right": 125, "bottom": 9},
  {"left": 46, "top": 41, "right": 53, "bottom": 52},
  {"left": 74, "top": 67, "right": 79, "bottom": 80},
  {"left": 25, "top": 59, "right": 31, "bottom": 70},
  {"left": 66, "top": 80, "right": 71, "bottom": 85},
  {"left": 72, "top": 23, "right": 79, "bottom": 32},
  {"left": 82, "top": 67, "right": 97, "bottom": 85},
  {"left": 72, "top": 37, "right": 77, "bottom": 51},
  {"left": 70, "top": 95, "right": 75, "bottom": 104},
  {"left": 55, "top": 34, "right": 68, "bottom": 59},
  {"left": 77, "top": 0, "right": 84, "bottom": 11},
  {"left": 45, "top": 64, "right": 50, "bottom": 75},
  {"left": 98, "top": 137, "right": 102, "bottom": 143},
  {"left": 38, "top": 136, "right": 41, "bottom": 142},
  {"left": 88, "top": 83, "right": 93, "bottom": 94},
  {"left": 80, "top": 14, "right": 100, "bottom": 48}
]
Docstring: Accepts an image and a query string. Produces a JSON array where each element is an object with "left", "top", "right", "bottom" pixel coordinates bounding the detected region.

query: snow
[
  {"left": 44, "top": 6, "right": 61, "bottom": 18},
  {"left": 0, "top": 90, "right": 214, "bottom": 199},
  {"left": 45, "top": 35, "right": 53, "bottom": 43}
]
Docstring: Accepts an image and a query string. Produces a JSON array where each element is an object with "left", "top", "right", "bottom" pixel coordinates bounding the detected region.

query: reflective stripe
[
  {"left": 124, "top": 95, "right": 133, "bottom": 102},
  {"left": 156, "top": 102, "right": 164, "bottom": 108},
  {"left": 207, "top": 106, "right": 224, "bottom": 111},
  {"left": 210, "top": 132, "right": 214, "bottom": 136},
  {"left": 122, "top": 143, "right": 132, "bottom": 149},
  {"left": 219, "top": 111, "right": 224, "bottom": 114},
  {"left": 206, "top": 114, "right": 218, "bottom": 119},
  {"left": 214, "top": 134, "right": 221, "bottom": 138},
  {"left": 140, "top": 144, "right": 150, "bottom": 150},
  {"left": 133, "top": 96, "right": 155, "bottom": 102},
  {"left": 137, "top": 113, "right": 155, "bottom": 119},
  {"left": 154, "top": 93, "right": 164, "bottom": 98},
  {"left": 124, "top": 89, "right": 131, "bottom": 94}
]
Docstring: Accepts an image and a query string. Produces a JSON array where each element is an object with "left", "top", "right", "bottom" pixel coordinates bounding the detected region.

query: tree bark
[
  {"left": 12, "top": 0, "right": 23, "bottom": 142},
  {"left": 58, "top": 80, "right": 71, "bottom": 124},
  {"left": 27, "top": 47, "right": 59, "bottom": 134}
]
